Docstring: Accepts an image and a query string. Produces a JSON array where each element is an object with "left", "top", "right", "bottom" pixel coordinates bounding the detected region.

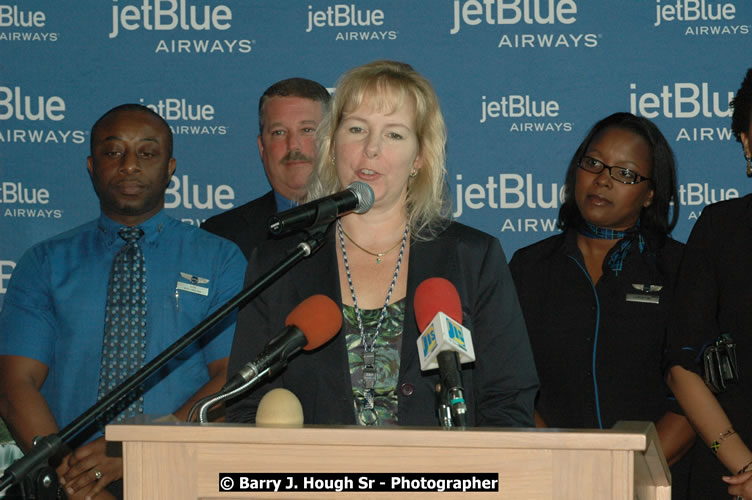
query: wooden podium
[{"left": 106, "top": 420, "right": 670, "bottom": 499}]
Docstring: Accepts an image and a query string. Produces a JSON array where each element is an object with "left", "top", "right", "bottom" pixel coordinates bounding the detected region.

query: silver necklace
[{"left": 337, "top": 219, "right": 408, "bottom": 425}]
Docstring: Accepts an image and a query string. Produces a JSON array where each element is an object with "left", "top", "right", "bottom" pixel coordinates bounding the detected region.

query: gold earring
[
  {"left": 409, "top": 168, "right": 418, "bottom": 178},
  {"left": 747, "top": 155, "right": 752, "bottom": 177}
]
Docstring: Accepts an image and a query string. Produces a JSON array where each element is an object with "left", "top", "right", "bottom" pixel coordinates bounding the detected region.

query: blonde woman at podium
[
  {"left": 227, "top": 60, "right": 538, "bottom": 428},
  {"left": 665, "top": 68, "right": 752, "bottom": 500}
]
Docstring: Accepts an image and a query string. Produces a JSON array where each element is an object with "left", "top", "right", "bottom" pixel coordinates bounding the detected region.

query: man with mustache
[
  {"left": 0, "top": 104, "right": 246, "bottom": 499},
  {"left": 202, "top": 78, "right": 331, "bottom": 258}
]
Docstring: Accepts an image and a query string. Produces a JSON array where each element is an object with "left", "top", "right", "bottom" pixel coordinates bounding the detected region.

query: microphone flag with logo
[{"left": 414, "top": 278, "right": 476, "bottom": 371}]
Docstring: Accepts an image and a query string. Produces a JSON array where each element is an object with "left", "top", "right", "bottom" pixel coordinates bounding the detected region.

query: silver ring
[{"left": 93, "top": 469, "right": 102, "bottom": 480}]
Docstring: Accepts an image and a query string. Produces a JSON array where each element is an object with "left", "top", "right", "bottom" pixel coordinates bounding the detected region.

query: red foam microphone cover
[
  {"left": 414, "top": 278, "right": 463, "bottom": 332},
  {"left": 285, "top": 295, "right": 343, "bottom": 350}
]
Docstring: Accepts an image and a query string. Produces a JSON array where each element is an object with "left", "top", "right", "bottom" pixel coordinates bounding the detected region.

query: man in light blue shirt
[{"left": 0, "top": 104, "right": 246, "bottom": 499}]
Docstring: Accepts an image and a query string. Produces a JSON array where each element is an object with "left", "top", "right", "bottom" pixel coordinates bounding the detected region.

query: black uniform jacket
[{"left": 510, "top": 229, "right": 684, "bottom": 429}]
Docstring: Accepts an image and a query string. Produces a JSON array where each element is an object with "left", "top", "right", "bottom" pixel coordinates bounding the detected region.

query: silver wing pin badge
[
  {"left": 631, "top": 283, "right": 663, "bottom": 293},
  {"left": 180, "top": 272, "right": 210, "bottom": 285}
]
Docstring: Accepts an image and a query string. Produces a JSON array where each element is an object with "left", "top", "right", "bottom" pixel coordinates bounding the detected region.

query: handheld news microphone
[
  {"left": 268, "top": 181, "right": 374, "bottom": 235},
  {"left": 414, "top": 278, "right": 476, "bottom": 428},
  {"left": 224, "top": 295, "right": 342, "bottom": 392}
]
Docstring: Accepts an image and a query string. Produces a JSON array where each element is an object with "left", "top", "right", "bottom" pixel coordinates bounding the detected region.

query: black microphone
[
  {"left": 437, "top": 351, "right": 467, "bottom": 428},
  {"left": 223, "top": 295, "right": 342, "bottom": 392},
  {"left": 268, "top": 181, "right": 374, "bottom": 235}
]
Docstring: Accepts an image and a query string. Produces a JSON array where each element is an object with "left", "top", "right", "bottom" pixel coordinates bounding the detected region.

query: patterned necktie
[{"left": 97, "top": 226, "right": 147, "bottom": 424}]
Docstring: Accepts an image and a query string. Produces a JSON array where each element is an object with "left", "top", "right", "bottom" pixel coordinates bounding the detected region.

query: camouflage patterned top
[{"left": 344, "top": 299, "right": 405, "bottom": 426}]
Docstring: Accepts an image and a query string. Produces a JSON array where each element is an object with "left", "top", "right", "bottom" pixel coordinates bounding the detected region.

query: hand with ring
[{"left": 56, "top": 437, "right": 122, "bottom": 499}]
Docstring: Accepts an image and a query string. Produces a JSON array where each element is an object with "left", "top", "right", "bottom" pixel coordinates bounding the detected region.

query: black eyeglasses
[{"left": 578, "top": 156, "right": 651, "bottom": 185}]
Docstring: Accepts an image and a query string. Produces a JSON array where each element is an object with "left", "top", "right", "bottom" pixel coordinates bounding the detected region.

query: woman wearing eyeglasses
[{"left": 509, "top": 112, "right": 695, "bottom": 498}]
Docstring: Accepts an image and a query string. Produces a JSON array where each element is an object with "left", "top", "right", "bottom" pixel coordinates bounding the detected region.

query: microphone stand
[
  {"left": 437, "top": 351, "right": 468, "bottom": 429},
  {"left": 435, "top": 383, "right": 453, "bottom": 429},
  {"left": 0, "top": 226, "right": 330, "bottom": 497}
]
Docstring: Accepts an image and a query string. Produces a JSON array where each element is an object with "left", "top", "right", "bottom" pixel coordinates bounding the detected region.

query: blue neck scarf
[{"left": 578, "top": 221, "right": 645, "bottom": 274}]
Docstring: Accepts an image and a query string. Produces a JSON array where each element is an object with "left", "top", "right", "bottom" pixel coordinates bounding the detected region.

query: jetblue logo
[
  {"left": 629, "top": 82, "right": 733, "bottom": 119},
  {"left": 451, "top": 0, "right": 578, "bottom": 34},
  {"left": 305, "top": 3, "right": 397, "bottom": 41},
  {"left": 453, "top": 173, "right": 566, "bottom": 218},
  {"left": 139, "top": 97, "right": 228, "bottom": 135},
  {"left": 306, "top": 4, "right": 384, "bottom": 31},
  {"left": 0, "top": 182, "right": 49, "bottom": 204},
  {"left": 0, "top": 87, "right": 86, "bottom": 145},
  {"left": 1, "top": 180, "right": 64, "bottom": 218},
  {"left": 140, "top": 97, "right": 215, "bottom": 121},
  {"left": 0, "top": 87, "right": 65, "bottom": 121},
  {"left": 0, "top": 6, "right": 46, "bottom": 28},
  {"left": 480, "top": 94, "right": 560, "bottom": 123},
  {"left": 0, "top": 5, "right": 59, "bottom": 42},
  {"left": 652, "top": 0, "right": 748, "bottom": 36},
  {"left": 654, "top": 0, "right": 736, "bottom": 26},
  {"left": 109, "top": 0, "right": 232, "bottom": 39},
  {"left": 164, "top": 175, "right": 235, "bottom": 210}
]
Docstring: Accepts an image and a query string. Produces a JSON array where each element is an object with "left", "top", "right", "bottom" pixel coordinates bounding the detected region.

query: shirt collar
[
  {"left": 562, "top": 227, "right": 647, "bottom": 279},
  {"left": 97, "top": 210, "right": 169, "bottom": 248},
  {"left": 273, "top": 191, "right": 298, "bottom": 212}
]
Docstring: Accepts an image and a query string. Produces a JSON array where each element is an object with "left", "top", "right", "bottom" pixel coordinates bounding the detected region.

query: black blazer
[
  {"left": 201, "top": 191, "right": 277, "bottom": 259},
  {"left": 227, "top": 221, "right": 538, "bottom": 428}
]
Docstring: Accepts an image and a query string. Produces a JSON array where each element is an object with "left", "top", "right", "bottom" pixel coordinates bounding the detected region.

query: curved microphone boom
[
  {"left": 268, "top": 181, "right": 374, "bottom": 235},
  {"left": 414, "top": 278, "right": 475, "bottom": 428}
]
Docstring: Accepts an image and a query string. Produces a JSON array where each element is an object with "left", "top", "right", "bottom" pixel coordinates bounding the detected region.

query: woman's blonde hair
[{"left": 306, "top": 60, "right": 451, "bottom": 239}]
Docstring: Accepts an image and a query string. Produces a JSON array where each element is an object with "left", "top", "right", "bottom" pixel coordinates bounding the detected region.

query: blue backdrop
[{"left": 1, "top": 0, "right": 749, "bottom": 309}]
